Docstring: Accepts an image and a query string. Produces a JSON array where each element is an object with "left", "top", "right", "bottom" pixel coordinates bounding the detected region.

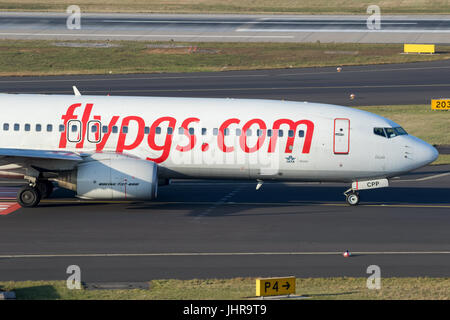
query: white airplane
[{"left": 0, "top": 91, "right": 438, "bottom": 208}]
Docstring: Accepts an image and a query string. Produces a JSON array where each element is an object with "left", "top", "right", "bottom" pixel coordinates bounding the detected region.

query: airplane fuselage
[{"left": 0, "top": 94, "right": 438, "bottom": 184}]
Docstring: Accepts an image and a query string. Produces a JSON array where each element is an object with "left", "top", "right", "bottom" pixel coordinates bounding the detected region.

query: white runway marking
[
  {"left": 195, "top": 185, "right": 244, "bottom": 219},
  {"left": 101, "top": 19, "right": 418, "bottom": 25},
  {"left": 1, "top": 251, "right": 450, "bottom": 259},
  {"left": 0, "top": 32, "right": 294, "bottom": 39},
  {"left": 236, "top": 28, "right": 450, "bottom": 33},
  {"left": 393, "top": 172, "right": 450, "bottom": 182}
]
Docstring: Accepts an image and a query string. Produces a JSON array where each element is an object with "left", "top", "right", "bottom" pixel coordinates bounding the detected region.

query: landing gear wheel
[
  {"left": 17, "top": 186, "right": 41, "bottom": 208},
  {"left": 346, "top": 192, "right": 360, "bottom": 206},
  {"left": 36, "top": 180, "right": 54, "bottom": 199}
]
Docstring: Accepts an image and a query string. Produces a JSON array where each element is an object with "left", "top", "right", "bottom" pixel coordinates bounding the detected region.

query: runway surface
[
  {"left": 0, "top": 164, "right": 449, "bottom": 281},
  {"left": 2, "top": 60, "right": 450, "bottom": 106},
  {"left": 1, "top": 13, "right": 450, "bottom": 43}
]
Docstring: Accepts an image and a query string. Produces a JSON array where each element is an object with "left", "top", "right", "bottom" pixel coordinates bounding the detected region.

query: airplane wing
[
  {"left": 0, "top": 148, "right": 84, "bottom": 177},
  {"left": 0, "top": 148, "right": 83, "bottom": 161}
]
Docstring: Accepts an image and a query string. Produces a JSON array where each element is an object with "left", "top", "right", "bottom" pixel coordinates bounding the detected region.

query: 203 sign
[{"left": 431, "top": 99, "right": 450, "bottom": 110}]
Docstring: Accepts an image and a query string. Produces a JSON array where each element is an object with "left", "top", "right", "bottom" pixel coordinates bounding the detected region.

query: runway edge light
[{"left": 256, "top": 276, "right": 296, "bottom": 297}]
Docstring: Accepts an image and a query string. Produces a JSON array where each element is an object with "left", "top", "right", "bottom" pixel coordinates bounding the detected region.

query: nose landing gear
[
  {"left": 344, "top": 187, "right": 360, "bottom": 206},
  {"left": 345, "top": 191, "right": 360, "bottom": 206}
]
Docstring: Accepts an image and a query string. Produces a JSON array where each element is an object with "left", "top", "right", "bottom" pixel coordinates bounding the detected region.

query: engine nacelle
[{"left": 56, "top": 155, "right": 158, "bottom": 200}]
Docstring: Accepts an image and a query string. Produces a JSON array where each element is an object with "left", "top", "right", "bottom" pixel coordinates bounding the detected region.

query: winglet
[{"left": 72, "top": 86, "right": 81, "bottom": 96}]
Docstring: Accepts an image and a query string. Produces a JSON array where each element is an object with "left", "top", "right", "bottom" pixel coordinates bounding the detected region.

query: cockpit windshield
[{"left": 373, "top": 127, "right": 408, "bottom": 138}]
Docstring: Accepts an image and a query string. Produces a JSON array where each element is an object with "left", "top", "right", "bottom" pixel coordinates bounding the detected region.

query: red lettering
[
  {"left": 116, "top": 116, "right": 145, "bottom": 153},
  {"left": 147, "top": 116, "right": 177, "bottom": 163},
  {"left": 239, "top": 119, "right": 266, "bottom": 153},
  {"left": 75, "top": 103, "right": 93, "bottom": 148},
  {"left": 59, "top": 103, "right": 81, "bottom": 148},
  {"left": 218, "top": 118, "right": 240, "bottom": 152},
  {"left": 93, "top": 115, "right": 101, "bottom": 142},
  {"left": 268, "top": 119, "right": 314, "bottom": 154},
  {"left": 96, "top": 116, "right": 119, "bottom": 152},
  {"left": 176, "top": 117, "right": 200, "bottom": 152}
]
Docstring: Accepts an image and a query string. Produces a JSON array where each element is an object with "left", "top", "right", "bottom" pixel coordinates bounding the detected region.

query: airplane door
[
  {"left": 67, "top": 120, "right": 82, "bottom": 143},
  {"left": 87, "top": 120, "right": 101, "bottom": 143},
  {"left": 333, "top": 118, "right": 350, "bottom": 154}
]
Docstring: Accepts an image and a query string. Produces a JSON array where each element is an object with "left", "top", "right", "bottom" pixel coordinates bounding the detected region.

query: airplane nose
[{"left": 416, "top": 141, "right": 439, "bottom": 166}]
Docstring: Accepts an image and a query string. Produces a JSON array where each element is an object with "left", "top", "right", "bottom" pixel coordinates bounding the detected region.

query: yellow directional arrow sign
[{"left": 256, "top": 276, "right": 296, "bottom": 297}]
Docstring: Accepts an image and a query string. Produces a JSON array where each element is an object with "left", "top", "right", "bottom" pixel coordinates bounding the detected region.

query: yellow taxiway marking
[
  {"left": 0, "top": 199, "right": 449, "bottom": 209},
  {"left": 1, "top": 251, "right": 450, "bottom": 259}
]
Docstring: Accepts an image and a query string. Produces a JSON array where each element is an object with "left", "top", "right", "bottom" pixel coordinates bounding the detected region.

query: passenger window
[
  {"left": 257, "top": 129, "right": 263, "bottom": 137},
  {"left": 236, "top": 128, "right": 241, "bottom": 136},
  {"left": 122, "top": 126, "right": 128, "bottom": 134},
  {"left": 112, "top": 126, "right": 118, "bottom": 133},
  {"left": 189, "top": 128, "right": 194, "bottom": 135},
  {"left": 288, "top": 130, "right": 294, "bottom": 137},
  {"left": 47, "top": 124, "right": 53, "bottom": 132},
  {"left": 278, "top": 130, "right": 284, "bottom": 137},
  {"left": 3, "top": 123, "right": 9, "bottom": 131},
  {"left": 91, "top": 126, "right": 97, "bottom": 133},
  {"left": 224, "top": 128, "right": 229, "bottom": 136},
  {"left": 267, "top": 129, "right": 272, "bottom": 137},
  {"left": 71, "top": 125, "right": 78, "bottom": 132},
  {"left": 156, "top": 127, "right": 161, "bottom": 134},
  {"left": 59, "top": 124, "right": 64, "bottom": 132},
  {"left": 102, "top": 126, "right": 108, "bottom": 133},
  {"left": 144, "top": 127, "right": 150, "bottom": 134},
  {"left": 14, "top": 124, "right": 19, "bottom": 131},
  {"left": 201, "top": 128, "right": 207, "bottom": 135},
  {"left": 25, "top": 124, "right": 30, "bottom": 132},
  {"left": 373, "top": 128, "right": 386, "bottom": 138},
  {"left": 246, "top": 129, "right": 252, "bottom": 136},
  {"left": 299, "top": 130, "right": 304, "bottom": 137},
  {"left": 178, "top": 127, "right": 184, "bottom": 134},
  {"left": 167, "top": 127, "right": 173, "bottom": 135},
  {"left": 213, "top": 128, "right": 218, "bottom": 136}
]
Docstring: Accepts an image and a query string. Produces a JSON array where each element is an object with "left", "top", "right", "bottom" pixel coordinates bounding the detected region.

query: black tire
[
  {"left": 36, "top": 180, "right": 54, "bottom": 199},
  {"left": 346, "top": 192, "right": 360, "bottom": 206},
  {"left": 17, "top": 186, "right": 41, "bottom": 208}
]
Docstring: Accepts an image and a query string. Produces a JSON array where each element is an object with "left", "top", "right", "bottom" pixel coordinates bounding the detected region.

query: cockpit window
[
  {"left": 374, "top": 127, "right": 408, "bottom": 138},
  {"left": 385, "top": 128, "right": 397, "bottom": 138},
  {"left": 373, "top": 127, "right": 386, "bottom": 137},
  {"left": 394, "top": 127, "right": 408, "bottom": 135}
]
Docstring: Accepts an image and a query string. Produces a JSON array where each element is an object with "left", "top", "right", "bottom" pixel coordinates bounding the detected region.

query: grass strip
[
  {"left": 0, "top": 40, "right": 449, "bottom": 76},
  {"left": 0, "top": 0, "right": 449, "bottom": 14},
  {"left": 1, "top": 277, "right": 449, "bottom": 300}
]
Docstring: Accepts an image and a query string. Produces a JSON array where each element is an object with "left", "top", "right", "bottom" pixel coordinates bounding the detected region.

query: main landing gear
[
  {"left": 16, "top": 180, "right": 54, "bottom": 208},
  {"left": 344, "top": 188, "right": 360, "bottom": 206}
]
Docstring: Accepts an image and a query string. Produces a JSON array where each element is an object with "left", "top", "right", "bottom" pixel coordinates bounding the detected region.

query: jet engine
[{"left": 56, "top": 154, "right": 158, "bottom": 200}]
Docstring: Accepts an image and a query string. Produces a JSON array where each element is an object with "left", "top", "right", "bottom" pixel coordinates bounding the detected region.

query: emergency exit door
[{"left": 333, "top": 118, "right": 350, "bottom": 154}]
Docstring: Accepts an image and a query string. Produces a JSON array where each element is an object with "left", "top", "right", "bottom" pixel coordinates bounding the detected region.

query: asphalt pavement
[
  {"left": 1, "top": 60, "right": 450, "bottom": 106},
  {"left": 0, "top": 164, "right": 449, "bottom": 281},
  {"left": 1, "top": 12, "right": 450, "bottom": 43}
]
